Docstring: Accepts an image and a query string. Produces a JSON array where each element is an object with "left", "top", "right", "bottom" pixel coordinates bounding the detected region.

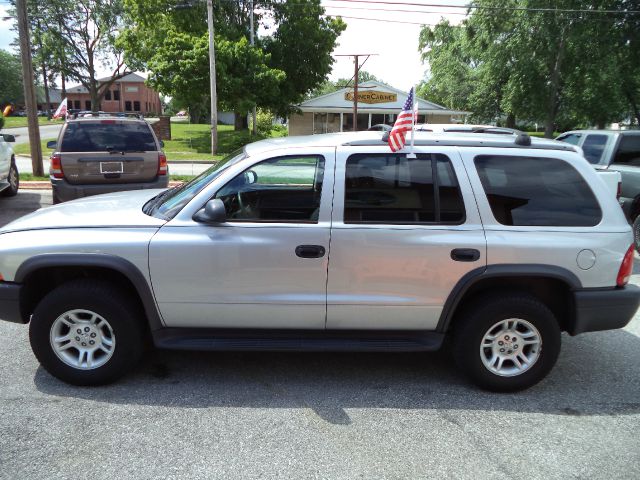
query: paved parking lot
[{"left": 0, "top": 191, "right": 639, "bottom": 479}]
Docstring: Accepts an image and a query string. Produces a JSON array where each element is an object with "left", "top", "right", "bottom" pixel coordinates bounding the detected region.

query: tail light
[
  {"left": 50, "top": 154, "right": 64, "bottom": 179},
  {"left": 158, "top": 152, "right": 168, "bottom": 176},
  {"left": 616, "top": 244, "right": 635, "bottom": 287},
  {"left": 617, "top": 181, "right": 622, "bottom": 200}
]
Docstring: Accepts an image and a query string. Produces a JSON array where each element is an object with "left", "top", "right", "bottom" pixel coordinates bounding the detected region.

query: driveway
[{"left": 0, "top": 191, "right": 639, "bottom": 479}]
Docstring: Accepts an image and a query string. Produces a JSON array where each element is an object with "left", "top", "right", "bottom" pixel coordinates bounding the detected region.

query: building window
[
  {"left": 113, "top": 90, "right": 120, "bottom": 101},
  {"left": 74, "top": 100, "right": 81, "bottom": 109},
  {"left": 133, "top": 101, "right": 141, "bottom": 111},
  {"left": 125, "top": 101, "right": 132, "bottom": 111},
  {"left": 85, "top": 101, "right": 91, "bottom": 110},
  {"left": 105, "top": 90, "right": 111, "bottom": 101}
]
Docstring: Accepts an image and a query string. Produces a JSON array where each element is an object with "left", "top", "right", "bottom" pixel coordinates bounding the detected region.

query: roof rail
[
  {"left": 345, "top": 132, "right": 576, "bottom": 152},
  {"left": 68, "top": 112, "right": 145, "bottom": 120}
]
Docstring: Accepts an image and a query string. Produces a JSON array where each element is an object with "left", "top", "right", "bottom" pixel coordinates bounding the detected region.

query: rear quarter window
[
  {"left": 612, "top": 135, "right": 640, "bottom": 166},
  {"left": 475, "top": 155, "right": 602, "bottom": 227},
  {"left": 60, "top": 121, "right": 157, "bottom": 152}
]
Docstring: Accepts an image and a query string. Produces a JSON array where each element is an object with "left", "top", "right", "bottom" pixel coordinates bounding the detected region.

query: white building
[{"left": 289, "top": 81, "right": 469, "bottom": 136}]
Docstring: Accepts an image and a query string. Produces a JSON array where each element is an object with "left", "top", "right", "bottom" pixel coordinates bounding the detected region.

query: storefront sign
[{"left": 344, "top": 90, "right": 397, "bottom": 104}]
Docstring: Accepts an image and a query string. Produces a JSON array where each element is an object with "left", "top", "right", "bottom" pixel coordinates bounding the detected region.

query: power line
[
  {"left": 323, "top": 3, "right": 468, "bottom": 15},
  {"left": 326, "top": 0, "right": 640, "bottom": 15},
  {"left": 324, "top": 13, "right": 444, "bottom": 25}
]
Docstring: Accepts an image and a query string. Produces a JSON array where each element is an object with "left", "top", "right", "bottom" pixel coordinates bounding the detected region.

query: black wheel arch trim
[
  {"left": 436, "top": 264, "right": 582, "bottom": 333},
  {"left": 15, "top": 253, "right": 164, "bottom": 330}
]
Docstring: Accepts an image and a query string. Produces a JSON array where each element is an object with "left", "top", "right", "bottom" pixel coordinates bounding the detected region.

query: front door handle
[
  {"left": 451, "top": 248, "right": 480, "bottom": 262},
  {"left": 295, "top": 245, "right": 326, "bottom": 259}
]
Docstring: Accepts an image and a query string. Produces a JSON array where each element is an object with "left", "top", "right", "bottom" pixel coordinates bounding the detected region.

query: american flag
[{"left": 388, "top": 87, "right": 415, "bottom": 152}]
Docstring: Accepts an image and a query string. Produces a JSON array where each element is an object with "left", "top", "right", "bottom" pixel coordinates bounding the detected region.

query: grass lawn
[
  {"left": 2, "top": 116, "right": 65, "bottom": 129},
  {"left": 14, "top": 122, "right": 287, "bottom": 162}
]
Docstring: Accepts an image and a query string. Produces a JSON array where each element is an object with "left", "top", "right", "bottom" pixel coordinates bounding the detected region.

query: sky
[{"left": 0, "top": 0, "right": 468, "bottom": 91}]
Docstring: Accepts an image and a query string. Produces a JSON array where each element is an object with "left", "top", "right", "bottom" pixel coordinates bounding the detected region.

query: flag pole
[{"left": 407, "top": 86, "right": 417, "bottom": 159}]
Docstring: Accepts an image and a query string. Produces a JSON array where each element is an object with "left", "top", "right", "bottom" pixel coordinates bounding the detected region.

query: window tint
[
  {"left": 344, "top": 154, "right": 465, "bottom": 224},
  {"left": 582, "top": 134, "right": 608, "bottom": 164},
  {"left": 556, "top": 133, "right": 582, "bottom": 145},
  {"left": 60, "top": 122, "right": 157, "bottom": 152},
  {"left": 216, "top": 156, "right": 325, "bottom": 223},
  {"left": 475, "top": 155, "right": 602, "bottom": 227},
  {"left": 612, "top": 135, "right": 640, "bottom": 166}
]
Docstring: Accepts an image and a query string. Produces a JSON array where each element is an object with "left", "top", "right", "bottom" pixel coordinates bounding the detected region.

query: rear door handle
[
  {"left": 451, "top": 248, "right": 480, "bottom": 262},
  {"left": 295, "top": 245, "right": 326, "bottom": 259}
]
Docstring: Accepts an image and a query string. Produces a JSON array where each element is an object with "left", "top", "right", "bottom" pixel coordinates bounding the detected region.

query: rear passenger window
[
  {"left": 60, "top": 122, "right": 157, "bottom": 152},
  {"left": 475, "top": 155, "right": 602, "bottom": 227},
  {"left": 612, "top": 135, "right": 640, "bottom": 166},
  {"left": 344, "top": 154, "right": 465, "bottom": 224}
]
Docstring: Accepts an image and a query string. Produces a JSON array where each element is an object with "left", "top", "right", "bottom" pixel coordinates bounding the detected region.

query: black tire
[
  {"left": 633, "top": 215, "right": 640, "bottom": 254},
  {"left": 52, "top": 190, "right": 62, "bottom": 204},
  {"left": 1, "top": 160, "right": 19, "bottom": 197},
  {"left": 29, "top": 279, "right": 144, "bottom": 386},
  {"left": 452, "top": 293, "right": 561, "bottom": 392}
]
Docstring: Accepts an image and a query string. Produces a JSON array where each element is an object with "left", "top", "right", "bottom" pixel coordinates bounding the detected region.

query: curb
[{"left": 20, "top": 181, "right": 185, "bottom": 191}]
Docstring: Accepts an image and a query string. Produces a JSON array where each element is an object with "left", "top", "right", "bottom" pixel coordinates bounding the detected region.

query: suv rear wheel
[
  {"left": 452, "top": 293, "right": 561, "bottom": 392},
  {"left": 29, "top": 279, "right": 144, "bottom": 385}
]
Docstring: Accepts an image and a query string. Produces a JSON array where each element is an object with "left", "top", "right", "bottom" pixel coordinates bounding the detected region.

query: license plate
[{"left": 100, "top": 161, "right": 123, "bottom": 174}]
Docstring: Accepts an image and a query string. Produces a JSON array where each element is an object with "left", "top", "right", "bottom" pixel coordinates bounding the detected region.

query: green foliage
[
  {"left": 0, "top": 50, "right": 24, "bottom": 107},
  {"left": 418, "top": 0, "right": 640, "bottom": 134},
  {"left": 120, "top": 0, "right": 345, "bottom": 123},
  {"left": 255, "top": 110, "right": 274, "bottom": 136},
  {"left": 0, "top": 115, "right": 4, "bottom": 130}
]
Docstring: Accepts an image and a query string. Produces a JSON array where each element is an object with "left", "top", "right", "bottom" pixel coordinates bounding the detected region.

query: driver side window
[{"left": 215, "top": 155, "right": 325, "bottom": 223}]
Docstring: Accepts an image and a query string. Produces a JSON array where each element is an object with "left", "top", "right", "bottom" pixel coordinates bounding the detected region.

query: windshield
[
  {"left": 61, "top": 121, "right": 157, "bottom": 152},
  {"left": 148, "top": 148, "right": 247, "bottom": 219}
]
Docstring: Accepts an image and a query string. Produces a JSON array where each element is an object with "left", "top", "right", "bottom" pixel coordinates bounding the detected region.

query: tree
[
  {"left": 120, "top": 0, "right": 345, "bottom": 126},
  {"left": 418, "top": 0, "right": 639, "bottom": 135},
  {"left": 38, "top": 0, "right": 132, "bottom": 112},
  {"left": 0, "top": 50, "right": 24, "bottom": 108}
]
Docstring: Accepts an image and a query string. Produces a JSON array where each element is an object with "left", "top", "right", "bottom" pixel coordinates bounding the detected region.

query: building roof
[
  {"left": 297, "top": 81, "right": 469, "bottom": 115},
  {"left": 66, "top": 72, "right": 148, "bottom": 94}
]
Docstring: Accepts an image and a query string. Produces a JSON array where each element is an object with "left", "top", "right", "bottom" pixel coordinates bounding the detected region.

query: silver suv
[
  {"left": 0, "top": 131, "right": 637, "bottom": 391},
  {"left": 46, "top": 116, "right": 169, "bottom": 203}
]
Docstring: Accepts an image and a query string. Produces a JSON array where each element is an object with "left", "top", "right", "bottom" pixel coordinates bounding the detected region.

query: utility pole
[
  {"left": 16, "top": 0, "right": 44, "bottom": 176},
  {"left": 207, "top": 0, "right": 218, "bottom": 155},
  {"left": 335, "top": 53, "right": 376, "bottom": 132},
  {"left": 250, "top": 0, "right": 257, "bottom": 135}
]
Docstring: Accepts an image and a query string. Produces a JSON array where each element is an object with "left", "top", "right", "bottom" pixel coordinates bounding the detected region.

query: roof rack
[
  {"left": 68, "top": 111, "right": 145, "bottom": 120},
  {"left": 344, "top": 131, "right": 576, "bottom": 152}
]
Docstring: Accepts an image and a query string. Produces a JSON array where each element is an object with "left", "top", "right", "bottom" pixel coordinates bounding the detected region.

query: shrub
[
  {"left": 255, "top": 110, "right": 274, "bottom": 136},
  {"left": 0, "top": 114, "right": 4, "bottom": 130}
]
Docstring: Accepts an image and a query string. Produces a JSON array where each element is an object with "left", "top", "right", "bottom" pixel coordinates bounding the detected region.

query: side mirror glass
[
  {"left": 193, "top": 198, "right": 226, "bottom": 224},
  {"left": 2, "top": 134, "right": 15, "bottom": 143},
  {"left": 159, "top": 140, "right": 164, "bottom": 148},
  {"left": 244, "top": 170, "right": 257, "bottom": 184},
  {"left": 46, "top": 140, "right": 57, "bottom": 149}
]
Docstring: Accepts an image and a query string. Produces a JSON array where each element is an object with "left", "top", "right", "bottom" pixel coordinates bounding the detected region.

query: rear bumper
[
  {"left": 52, "top": 176, "right": 169, "bottom": 202},
  {"left": 570, "top": 284, "right": 640, "bottom": 335},
  {"left": 0, "top": 282, "right": 24, "bottom": 324}
]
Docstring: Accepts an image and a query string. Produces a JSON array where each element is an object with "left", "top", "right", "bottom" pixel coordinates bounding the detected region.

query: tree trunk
[
  {"left": 234, "top": 112, "right": 247, "bottom": 130},
  {"left": 597, "top": 120, "right": 606, "bottom": 129},
  {"left": 626, "top": 90, "right": 640, "bottom": 127},
  {"left": 41, "top": 62, "right": 51, "bottom": 119},
  {"left": 505, "top": 113, "right": 516, "bottom": 129},
  {"left": 61, "top": 73, "right": 66, "bottom": 98},
  {"left": 544, "top": 30, "right": 567, "bottom": 138}
]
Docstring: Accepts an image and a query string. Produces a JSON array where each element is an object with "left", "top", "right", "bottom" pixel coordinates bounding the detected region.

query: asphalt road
[
  {"left": 3, "top": 124, "right": 64, "bottom": 145},
  {"left": 0, "top": 190, "right": 639, "bottom": 479}
]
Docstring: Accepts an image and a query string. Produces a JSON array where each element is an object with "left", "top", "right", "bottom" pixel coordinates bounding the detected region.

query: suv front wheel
[
  {"left": 29, "top": 279, "right": 144, "bottom": 385},
  {"left": 452, "top": 293, "right": 561, "bottom": 392}
]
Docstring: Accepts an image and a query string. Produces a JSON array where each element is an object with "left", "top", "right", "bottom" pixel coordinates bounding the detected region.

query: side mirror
[
  {"left": 159, "top": 140, "right": 164, "bottom": 148},
  {"left": 2, "top": 134, "right": 15, "bottom": 143},
  {"left": 193, "top": 198, "right": 226, "bottom": 224},
  {"left": 244, "top": 170, "right": 257, "bottom": 184},
  {"left": 46, "top": 140, "right": 57, "bottom": 149}
]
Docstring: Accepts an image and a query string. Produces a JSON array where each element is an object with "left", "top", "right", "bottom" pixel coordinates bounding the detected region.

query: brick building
[{"left": 66, "top": 73, "right": 162, "bottom": 114}]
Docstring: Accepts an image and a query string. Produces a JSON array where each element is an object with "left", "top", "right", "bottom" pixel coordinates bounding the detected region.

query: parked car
[
  {"left": 368, "top": 124, "right": 392, "bottom": 132},
  {"left": 0, "top": 133, "right": 19, "bottom": 197},
  {"left": 556, "top": 130, "right": 640, "bottom": 244},
  {"left": 46, "top": 115, "right": 169, "bottom": 203},
  {"left": 0, "top": 131, "right": 637, "bottom": 391}
]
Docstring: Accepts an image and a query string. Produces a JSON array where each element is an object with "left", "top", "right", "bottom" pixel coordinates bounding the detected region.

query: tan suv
[{"left": 46, "top": 116, "right": 169, "bottom": 203}]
